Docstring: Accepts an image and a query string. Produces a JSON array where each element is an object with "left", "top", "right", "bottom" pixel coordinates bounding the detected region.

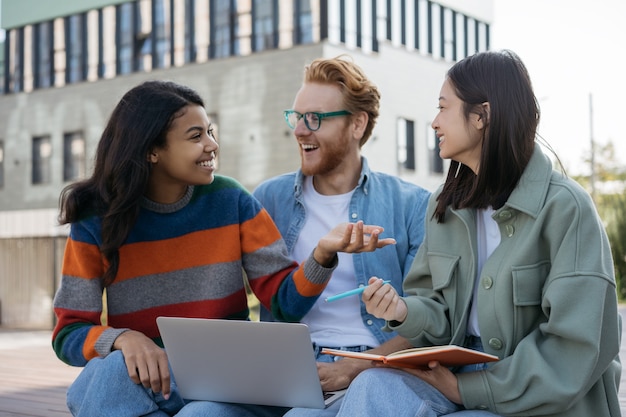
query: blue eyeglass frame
[{"left": 283, "top": 110, "right": 352, "bottom": 131}]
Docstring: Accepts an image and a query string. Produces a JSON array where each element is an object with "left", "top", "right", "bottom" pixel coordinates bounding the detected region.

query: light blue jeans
[
  {"left": 334, "top": 367, "right": 500, "bottom": 417},
  {"left": 283, "top": 344, "right": 374, "bottom": 417},
  {"left": 334, "top": 338, "right": 502, "bottom": 417},
  {"left": 66, "top": 350, "right": 287, "bottom": 417},
  {"left": 67, "top": 350, "right": 186, "bottom": 416}
]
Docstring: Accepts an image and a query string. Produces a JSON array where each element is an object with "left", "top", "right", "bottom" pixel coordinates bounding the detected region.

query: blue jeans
[
  {"left": 334, "top": 368, "right": 500, "bottom": 417},
  {"left": 67, "top": 350, "right": 186, "bottom": 416},
  {"left": 66, "top": 350, "right": 287, "bottom": 417},
  {"left": 332, "top": 337, "right": 502, "bottom": 417},
  {"left": 283, "top": 344, "right": 374, "bottom": 417}
]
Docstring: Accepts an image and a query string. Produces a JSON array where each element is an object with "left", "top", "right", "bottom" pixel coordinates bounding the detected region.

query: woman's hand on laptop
[
  {"left": 317, "top": 358, "right": 367, "bottom": 391},
  {"left": 113, "top": 329, "right": 172, "bottom": 399}
]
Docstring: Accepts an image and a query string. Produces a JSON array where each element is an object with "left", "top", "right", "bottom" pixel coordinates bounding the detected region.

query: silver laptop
[{"left": 156, "top": 317, "right": 345, "bottom": 409}]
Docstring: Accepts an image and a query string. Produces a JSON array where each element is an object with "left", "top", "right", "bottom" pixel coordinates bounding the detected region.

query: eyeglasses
[{"left": 283, "top": 110, "right": 352, "bottom": 131}]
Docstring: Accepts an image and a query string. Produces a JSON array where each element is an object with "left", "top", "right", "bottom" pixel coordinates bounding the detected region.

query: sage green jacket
[{"left": 390, "top": 147, "right": 621, "bottom": 416}]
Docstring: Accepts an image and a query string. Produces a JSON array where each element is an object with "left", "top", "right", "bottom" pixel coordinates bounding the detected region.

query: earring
[{"left": 454, "top": 162, "right": 462, "bottom": 178}]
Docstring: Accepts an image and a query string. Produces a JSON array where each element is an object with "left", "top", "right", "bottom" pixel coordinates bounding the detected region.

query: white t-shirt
[
  {"left": 294, "top": 176, "right": 379, "bottom": 348},
  {"left": 467, "top": 207, "right": 501, "bottom": 336}
]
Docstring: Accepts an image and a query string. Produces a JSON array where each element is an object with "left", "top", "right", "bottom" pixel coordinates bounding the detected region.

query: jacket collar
[
  {"left": 449, "top": 146, "right": 554, "bottom": 223},
  {"left": 502, "top": 146, "right": 554, "bottom": 219}
]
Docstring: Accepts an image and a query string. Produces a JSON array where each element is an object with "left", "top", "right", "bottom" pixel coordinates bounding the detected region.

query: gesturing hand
[
  {"left": 313, "top": 221, "right": 396, "bottom": 266},
  {"left": 113, "top": 330, "right": 172, "bottom": 399}
]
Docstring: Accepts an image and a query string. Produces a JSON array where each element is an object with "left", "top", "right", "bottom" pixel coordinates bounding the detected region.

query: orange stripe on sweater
[
  {"left": 240, "top": 209, "right": 282, "bottom": 253},
  {"left": 116, "top": 225, "right": 242, "bottom": 281},
  {"left": 292, "top": 267, "right": 328, "bottom": 297},
  {"left": 82, "top": 326, "right": 108, "bottom": 360},
  {"left": 62, "top": 239, "right": 104, "bottom": 279}
]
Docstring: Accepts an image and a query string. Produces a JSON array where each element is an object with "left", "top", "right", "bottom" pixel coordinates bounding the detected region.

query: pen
[{"left": 325, "top": 280, "right": 392, "bottom": 303}]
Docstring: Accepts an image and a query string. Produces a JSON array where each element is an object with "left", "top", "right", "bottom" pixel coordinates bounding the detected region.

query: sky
[{"left": 491, "top": 0, "right": 626, "bottom": 176}]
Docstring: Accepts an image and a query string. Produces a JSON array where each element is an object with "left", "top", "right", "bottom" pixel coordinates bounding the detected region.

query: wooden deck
[
  {"left": 2, "top": 307, "right": 626, "bottom": 416},
  {"left": 0, "top": 330, "right": 79, "bottom": 417}
]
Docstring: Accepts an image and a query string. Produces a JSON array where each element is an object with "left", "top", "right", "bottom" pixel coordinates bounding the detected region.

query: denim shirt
[{"left": 253, "top": 157, "right": 430, "bottom": 345}]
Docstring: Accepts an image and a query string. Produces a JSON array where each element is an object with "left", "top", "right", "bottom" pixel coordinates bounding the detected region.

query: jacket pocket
[
  {"left": 427, "top": 252, "right": 460, "bottom": 291},
  {"left": 511, "top": 261, "right": 550, "bottom": 306}
]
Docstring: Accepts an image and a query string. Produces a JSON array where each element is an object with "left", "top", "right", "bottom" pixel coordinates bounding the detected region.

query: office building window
[
  {"left": 0, "top": 140, "right": 4, "bottom": 188},
  {"left": 136, "top": 0, "right": 153, "bottom": 72},
  {"left": 429, "top": 129, "right": 443, "bottom": 174},
  {"left": 294, "top": 0, "right": 313, "bottom": 44},
  {"left": 117, "top": 2, "right": 135, "bottom": 74},
  {"left": 63, "top": 132, "right": 86, "bottom": 181},
  {"left": 211, "top": 0, "right": 239, "bottom": 58},
  {"left": 33, "top": 21, "right": 54, "bottom": 89},
  {"left": 384, "top": 0, "right": 392, "bottom": 41},
  {"left": 0, "top": 42, "right": 5, "bottom": 94},
  {"left": 397, "top": 118, "right": 415, "bottom": 171},
  {"left": 153, "top": 0, "right": 172, "bottom": 69},
  {"left": 253, "top": 0, "right": 276, "bottom": 51},
  {"left": 66, "top": 14, "right": 87, "bottom": 83},
  {"left": 6, "top": 28, "right": 25, "bottom": 93},
  {"left": 184, "top": 0, "right": 197, "bottom": 63},
  {"left": 32, "top": 135, "right": 52, "bottom": 185}
]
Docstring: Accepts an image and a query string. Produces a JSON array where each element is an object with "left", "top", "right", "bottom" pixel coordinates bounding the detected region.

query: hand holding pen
[
  {"left": 325, "top": 280, "right": 391, "bottom": 302},
  {"left": 361, "top": 277, "right": 408, "bottom": 323}
]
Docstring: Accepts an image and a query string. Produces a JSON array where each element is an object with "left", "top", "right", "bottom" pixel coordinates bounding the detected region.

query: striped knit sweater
[{"left": 52, "top": 176, "right": 335, "bottom": 367}]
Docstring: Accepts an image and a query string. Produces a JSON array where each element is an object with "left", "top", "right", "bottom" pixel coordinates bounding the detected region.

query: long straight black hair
[
  {"left": 434, "top": 50, "right": 540, "bottom": 223},
  {"left": 58, "top": 80, "right": 205, "bottom": 286}
]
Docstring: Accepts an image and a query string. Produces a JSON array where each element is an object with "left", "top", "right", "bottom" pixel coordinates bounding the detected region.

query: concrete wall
[{"left": 0, "top": 237, "right": 66, "bottom": 329}]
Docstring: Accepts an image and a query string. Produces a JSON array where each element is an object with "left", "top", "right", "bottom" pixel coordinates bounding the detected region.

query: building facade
[{"left": 0, "top": 0, "right": 492, "bottom": 328}]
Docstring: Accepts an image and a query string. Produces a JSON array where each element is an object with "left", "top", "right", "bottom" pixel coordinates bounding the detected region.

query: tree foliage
[
  {"left": 595, "top": 193, "right": 626, "bottom": 299},
  {"left": 572, "top": 140, "right": 626, "bottom": 299}
]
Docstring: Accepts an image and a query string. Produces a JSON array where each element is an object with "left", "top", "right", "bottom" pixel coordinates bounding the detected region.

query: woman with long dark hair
[
  {"left": 52, "top": 80, "right": 394, "bottom": 417},
  {"left": 336, "top": 50, "right": 621, "bottom": 416}
]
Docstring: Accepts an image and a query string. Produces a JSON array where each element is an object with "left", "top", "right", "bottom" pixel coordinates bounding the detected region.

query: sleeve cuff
[
  {"left": 457, "top": 371, "right": 497, "bottom": 412},
  {"left": 303, "top": 251, "right": 338, "bottom": 285},
  {"left": 94, "top": 327, "right": 131, "bottom": 358}
]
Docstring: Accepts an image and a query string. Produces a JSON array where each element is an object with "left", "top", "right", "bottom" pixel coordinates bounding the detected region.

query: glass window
[
  {"left": 117, "top": 2, "right": 134, "bottom": 74},
  {"left": 32, "top": 136, "right": 52, "bottom": 185},
  {"left": 294, "top": 0, "right": 313, "bottom": 44},
  {"left": 429, "top": 129, "right": 443, "bottom": 174},
  {"left": 34, "top": 21, "right": 53, "bottom": 88},
  {"left": 8, "top": 28, "right": 25, "bottom": 93},
  {"left": 63, "top": 132, "right": 86, "bottom": 181},
  {"left": 212, "top": 0, "right": 238, "bottom": 58},
  {"left": 253, "top": 0, "right": 274, "bottom": 51},
  {"left": 397, "top": 118, "right": 415, "bottom": 171},
  {"left": 184, "top": 0, "right": 196, "bottom": 63},
  {"left": 136, "top": 0, "right": 153, "bottom": 72},
  {"left": 0, "top": 140, "right": 4, "bottom": 188},
  {"left": 0, "top": 37, "right": 4, "bottom": 94},
  {"left": 66, "top": 14, "right": 85, "bottom": 83},
  {"left": 153, "top": 0, "right": 172, "bottom": 69}
]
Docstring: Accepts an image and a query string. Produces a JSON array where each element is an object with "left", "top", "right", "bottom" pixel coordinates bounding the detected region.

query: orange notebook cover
[{"left": 321, "top": 345, "right": 499, "bottom": 369}]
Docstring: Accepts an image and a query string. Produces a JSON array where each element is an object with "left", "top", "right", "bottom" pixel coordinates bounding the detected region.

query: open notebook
[{"left": 156, "top": 317, "right": 345, "bottom": 409}]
